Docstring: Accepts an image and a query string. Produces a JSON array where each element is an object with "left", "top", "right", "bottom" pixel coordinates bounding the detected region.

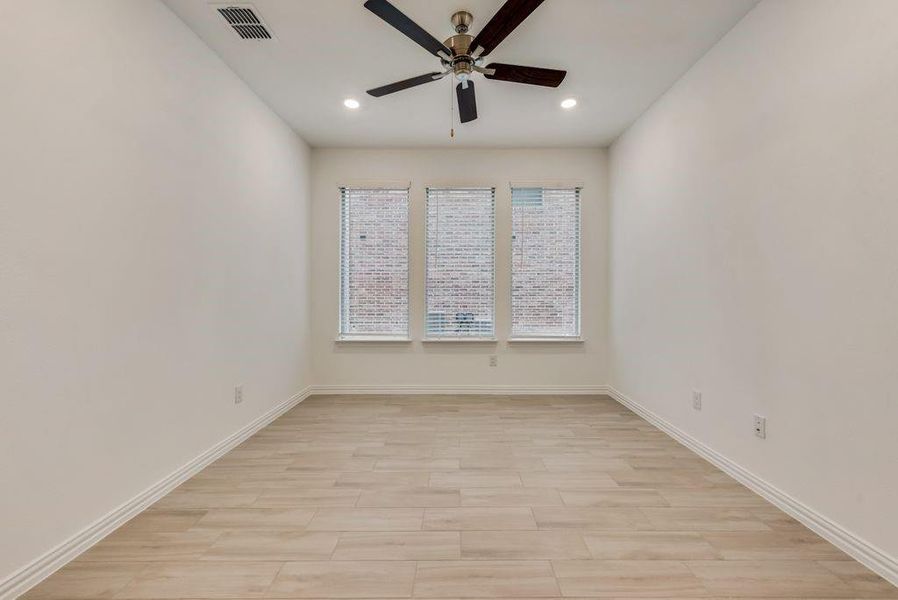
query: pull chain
[{"left": 449, "top": 78, "right": 455, "bottom": 139}]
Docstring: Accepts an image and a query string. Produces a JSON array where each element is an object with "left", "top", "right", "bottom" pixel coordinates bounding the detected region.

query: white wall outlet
[
  {"left": 692, "top": 390, "right": 702, "bottom": 411},
  {"left": 234, "top": 385, "right": 244, "bottom": 405},
  {"left": 489, "top": 355, "right": 498, "bottom": 367},
  {"left": 754, "top": 414, "right": 766, "bottom": 438}
]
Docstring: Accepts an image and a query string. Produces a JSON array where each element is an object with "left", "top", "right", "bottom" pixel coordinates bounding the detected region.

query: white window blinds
[
  {"left": 511, "top": 187, "right": 581, "bottom": 338},
  {"left": 425, "top": 187, "right": 495, "bottom": 338},
  {"left": 339, "top": 187, "right": 409, "bottom": 337}
]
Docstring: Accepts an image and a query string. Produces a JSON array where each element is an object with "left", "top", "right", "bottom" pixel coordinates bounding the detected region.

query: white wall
[
  {"left": 0, "top": 0, "right": 312, "bottom": 585},
  {"left": 609, "top": 0, "right": 898, "bottom": 565},
  {"left": 311, "top": 148, "right": 608, "bottom": 391}
]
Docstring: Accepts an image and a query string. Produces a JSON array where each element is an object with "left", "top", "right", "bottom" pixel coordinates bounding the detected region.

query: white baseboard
[
  {"left": 309, "top": 384, "right": 610, "bottom": 395},
  {"left": 605, "top": 385, "right": 898, "bottom": 587},
  {"left": 0, "top": 387, "right": 313, "bottom": 600}
]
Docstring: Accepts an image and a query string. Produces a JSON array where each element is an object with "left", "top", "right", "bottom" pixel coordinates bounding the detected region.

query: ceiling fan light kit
[{"left": 363, "top": 0, "right": 567, "bottom": 124}]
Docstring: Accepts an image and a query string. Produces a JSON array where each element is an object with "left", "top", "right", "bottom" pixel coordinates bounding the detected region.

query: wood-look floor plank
[
  {"left": 532, "top": 506, "right": 652, "bottom": 530},
  {"left": 461, "top": 530, "right": 591, "bottom": 559},
  {"left": 335, "top": 471, "right": 430, "bottom": 488},
  {"left": 817, "top": 560, "right": 898, "bottom": 597},
  {"left": 413, "top": 560, "right": 560, "bottom": 597},
  {"left": 519, "top": 471, "right": 619, "bottom": 488},
  {"left": 114, "top": 561, "right": 281, "bottom": 598},
  {"left": 460, "top": 487, "right": 564, "bottom": 507},
  {"left": 659, "top": 487, "right": 769, "bottom": 507},
  {"left": 686, "top": 559, "right": 855, "bottom": 597},
  {"left": 423, "top": 507, "right": 538, "bottom": 531},
  {"left": 641, "top": 507, "right": 773, "bottom": 531},
  {"left": 702, "top": 530, "right": 850, "bottom": 560},
  {"left": 553, "top": 559, "right": 707, "bottom": 597},
  {"left": 201, "top": 531, "right": 339, "bottom": 561},
  {"left": 267, "top": 560, "right": 416, "bottom": 598},
  {"left": 305, "top": 508, "right": 423, "bottom": 531},
  {"left": 332, "top": 531, "right": 461, "bottom": 560},
  {"left": 582, "top": 531, "right": 720, "bottom": 560},
  {"left": 559, "top": 488, "right": 669, "bottom": 507},
  {"left": 116, "top": 509, "right": 206, "bottom": 533},
  {"left": 374, "top": 458, "right": 459, "bottom": 471},
  {"left": 25, "top": 394, "right": 895, "bottom": 599},
  {"left": 357, "top": 487, "right": 461, "bottom": 508},
  {"left": 22, "top": 563, "right": 147, "bottom": 599},
  {"left": 253, "top": 488, "right": 361, "bottom": 507},
  {"left": 76, "top": 530, "right": 221, "bottom": 562},
  {"left": 194, "top": 507, "right": 317, "bottom": 530}
]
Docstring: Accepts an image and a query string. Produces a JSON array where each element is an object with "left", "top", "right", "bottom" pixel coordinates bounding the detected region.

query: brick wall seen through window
[
  {"left": 340, "top": 187, "right": 409, "bottom": 337},
  {"left": 511, "top": 187, "right": 580, "bottom": 337},
  {"left": 425, "top": 187, "right": 495, "bottom": 338}
]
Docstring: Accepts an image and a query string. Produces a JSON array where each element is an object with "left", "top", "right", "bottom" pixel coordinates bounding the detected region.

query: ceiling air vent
[{"left": 216, "top": 5, "right": 272, "bottom": 40}]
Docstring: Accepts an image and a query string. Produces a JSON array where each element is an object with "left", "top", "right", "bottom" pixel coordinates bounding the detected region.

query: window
[
  {"left": 339, "top": 187, "right": 409, "bottom": 338},
  {"left": 425, "top": 187, "right": 495, "bottom": 338},
  {"left": 511, "top": 187, "right": 581, "bottom": 338}
]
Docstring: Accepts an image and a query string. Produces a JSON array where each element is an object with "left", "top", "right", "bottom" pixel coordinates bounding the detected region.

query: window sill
[
  {"left": 422, "top": 337, "right": 497, "bottom": 343},
  {"left": 335, "top": 336, "right": 412, "bottom": 343},
  {"left": 507, "top": 337, "right": 584, "bottom": 343}
]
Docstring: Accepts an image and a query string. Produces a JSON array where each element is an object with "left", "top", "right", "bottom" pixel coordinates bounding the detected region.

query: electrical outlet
[
  {"left": 754, "top": 414, "right": 766, "bottom": 439},
  {"left": 234, "top": 385, "right": 244, "bottom": 405},
  {"left": 692, "top": 390, "right": 702, "bottom": 411},
  {"left": 489, "top": 355, "right": 498, "bottom": 367}
]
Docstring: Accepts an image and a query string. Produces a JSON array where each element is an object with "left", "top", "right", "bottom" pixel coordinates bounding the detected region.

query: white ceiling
[{"left": 164, "top": 0, "right": 757, "bottom": 147}]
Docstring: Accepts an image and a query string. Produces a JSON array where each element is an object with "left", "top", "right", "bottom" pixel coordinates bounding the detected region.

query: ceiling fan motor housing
[
  {"left": 445, "top": 35, "right": 474, "bottom": 81},
  {"left": 445, "top": 12, "right": 475, "bottom": 82},
  {"left": 445, "top": 34, "right": 473, "bottom": 56}
]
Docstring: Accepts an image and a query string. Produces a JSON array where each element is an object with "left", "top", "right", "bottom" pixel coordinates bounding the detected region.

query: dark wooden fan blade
[
  {"left": 484, "top": 63, "right": 566, "bottom": 87},
  {"left": 469, "top": 0, "right": 545, "bottom": 57},
  {"left": 364, "top": 0, "right": 451, "bottom": 58},
  {"left": 367, "top": 72, "right": 444, "bottom": 97},
  {"left": 456, "top": 81, "right": 478, "bottom": 123}
]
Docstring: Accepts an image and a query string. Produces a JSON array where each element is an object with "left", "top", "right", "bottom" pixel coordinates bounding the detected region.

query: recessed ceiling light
[
  {"left": 560, "top": 98, "right": 577, "bottom": 109},
  {"left": 343, "top": 98, "right": 360, "bottom": 110}
]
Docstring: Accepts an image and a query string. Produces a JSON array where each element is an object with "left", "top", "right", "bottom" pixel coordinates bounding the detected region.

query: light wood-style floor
[{"left": 25, "top": 395, "right": 897, "bottom": 599}]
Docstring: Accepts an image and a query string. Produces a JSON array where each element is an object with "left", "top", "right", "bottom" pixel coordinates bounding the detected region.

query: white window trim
[
  {"left": 336, "top": 180, "right": 411, "bottom": 190},
  {"left": 338, "top": 185, "right": 411, "bottom": 339},
  {"left": 424, "top": 186, "right": 497, "bottom": 339},
  {"left": 422, "top": 337, "right": 498, "bottom": 343},
  {"left": 507, "top": 337, "right": 584, "bottom": 343},
  {"left": 509, "top": 180, "right": 585, "bottom": 189},
  {"left": 508, "top": 185, "right": 582, "bottom": 339},
  {"left": 335, "top": 335, "right": 413, "bottom": 343}
]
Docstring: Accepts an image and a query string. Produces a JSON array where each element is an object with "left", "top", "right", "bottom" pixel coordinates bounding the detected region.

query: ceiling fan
[{"left": 364, "top": 0, "right": 567, "bottom": 123}]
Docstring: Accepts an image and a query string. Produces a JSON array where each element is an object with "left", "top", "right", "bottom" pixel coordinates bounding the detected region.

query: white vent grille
[{"left": 216, "top": 5, "right": 272, "bottom": 40}]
